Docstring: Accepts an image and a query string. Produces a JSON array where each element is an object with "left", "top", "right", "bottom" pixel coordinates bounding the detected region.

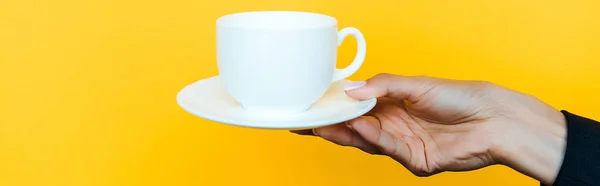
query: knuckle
[
  {"left": 476, "top": 81, "right": 506, "bottom": 99},
  {"left": 368, "top": 73, "right": 404, "bottom": 89},
  {"left": 474, "top": 80, "right": 496, "bottom": 89}
]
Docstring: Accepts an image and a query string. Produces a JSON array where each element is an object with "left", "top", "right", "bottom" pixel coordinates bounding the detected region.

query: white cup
[{"left": 216, "top": 11, "right": 366, "bottom": 115}]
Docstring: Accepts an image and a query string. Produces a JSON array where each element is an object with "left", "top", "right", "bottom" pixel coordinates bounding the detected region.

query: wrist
[{"left": 492, "top": 108, "right": 567, "bottom": 185}]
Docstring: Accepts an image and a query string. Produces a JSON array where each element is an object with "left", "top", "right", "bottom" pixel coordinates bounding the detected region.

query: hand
[{"left": 292, "top": 73, "right": 567, "bottom": 185}]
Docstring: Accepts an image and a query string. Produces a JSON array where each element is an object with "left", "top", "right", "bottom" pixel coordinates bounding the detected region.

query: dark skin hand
[{"left": 292, "top": 73, "right": 567, "bottom": 185}]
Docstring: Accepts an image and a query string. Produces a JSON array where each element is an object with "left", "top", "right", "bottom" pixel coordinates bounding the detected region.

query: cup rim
[{"left": 216, "top": 11, "right": 338, "bottom": 29}]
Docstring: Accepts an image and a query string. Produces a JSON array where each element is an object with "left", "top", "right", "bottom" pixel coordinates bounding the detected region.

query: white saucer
[{"left": 176, "top": 76, "right": 377, "bottom": 130}]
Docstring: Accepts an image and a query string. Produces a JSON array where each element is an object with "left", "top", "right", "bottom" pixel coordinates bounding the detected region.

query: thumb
[{"left": 344, "top": 73, "right": 438, "bottom": 102}]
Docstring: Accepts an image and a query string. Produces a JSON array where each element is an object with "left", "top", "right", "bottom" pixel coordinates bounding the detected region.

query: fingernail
[
  {"left": 312, "top": 128, "right": 319, "bottom": 136},
  {"left": 345, "top": 121, "right": 354, "bottom": 130},
  {"left": 344, "top": 81, "right": 366, "bottom": 91}
]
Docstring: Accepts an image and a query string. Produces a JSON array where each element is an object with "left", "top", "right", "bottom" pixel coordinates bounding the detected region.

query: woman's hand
[{"left": 292, "top": 73, "right": 567, "bottom": 185}]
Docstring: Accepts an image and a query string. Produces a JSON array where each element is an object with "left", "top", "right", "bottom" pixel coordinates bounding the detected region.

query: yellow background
[{"left": 1, "top": 0, "right": 599, "bottom": 185}]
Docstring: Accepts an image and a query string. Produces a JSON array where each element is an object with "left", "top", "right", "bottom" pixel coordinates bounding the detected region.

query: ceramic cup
[{"left": 216, "top": 11, "right": 366, "bottom": 115}]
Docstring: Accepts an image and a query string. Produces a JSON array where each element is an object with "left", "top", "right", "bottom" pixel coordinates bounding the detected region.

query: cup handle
[{"left": 331, "top": 27, "right": 366, "bottom": 82}]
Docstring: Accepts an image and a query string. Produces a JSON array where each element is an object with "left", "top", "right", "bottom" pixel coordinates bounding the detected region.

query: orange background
[{"left": 1, "top": 0, "right": 599, "bottom": 185}]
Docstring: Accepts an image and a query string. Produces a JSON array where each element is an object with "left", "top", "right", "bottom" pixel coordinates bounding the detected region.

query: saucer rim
[{"left": 176, "top": 76, "right": 377, "bottom": 130}]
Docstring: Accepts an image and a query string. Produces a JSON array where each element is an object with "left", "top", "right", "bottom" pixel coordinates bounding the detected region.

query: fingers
[
  {"left": 348, "top": 116, "right": 408, "bottom": 157},
  {"left": 348, "top": 116, "right": 420, "bottom": 172},
  {"left": 350, "top": 116, "right": 441, "bottom": 177},
  {"left": 290, "top": 122, "right": 382, "bottom": 155},
  {"left": 313, "top": 122, "right": 382, "bottom": 154},
  {"left": 344, "top": 73, "right": 439, "bottom": 102},
  {"left": 290, "top": 129, "right": 316, "bottom": 136}
]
